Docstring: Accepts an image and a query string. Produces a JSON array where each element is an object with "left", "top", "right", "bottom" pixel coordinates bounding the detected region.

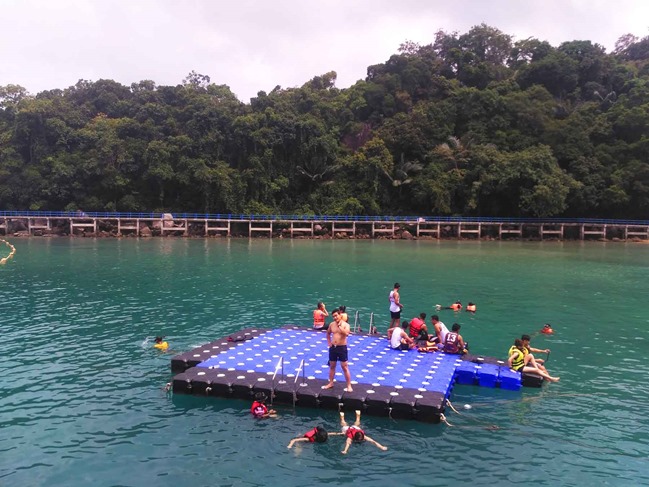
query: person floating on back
[
  {"left": 313, "top": 301, "right": 329, "bottom": 330},
  {"left": 287, "top": 426, "right": 329, "bottom": 448},
  {"left": 330, "top": 410, "right": 388, "bottom": 455},
  {"left": 250, "top": 392, "right": 277, "bottom": 418},
  {"left": 153, "top": 336, "right": 169, "bottom": 350}
]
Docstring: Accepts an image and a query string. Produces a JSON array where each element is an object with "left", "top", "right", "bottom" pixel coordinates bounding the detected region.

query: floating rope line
[{"left": 0, "top": 239, "right": 16, "bottom": 265}]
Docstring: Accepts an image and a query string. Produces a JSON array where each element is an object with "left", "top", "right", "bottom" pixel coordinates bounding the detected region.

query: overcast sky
[{"left": 1, "top": 0, "right": 647, "bottom": 102}]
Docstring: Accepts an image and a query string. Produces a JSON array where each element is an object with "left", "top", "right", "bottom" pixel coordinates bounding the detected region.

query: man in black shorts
[{"left": 322, "top": 309, "right": 353, "bottom": 392}]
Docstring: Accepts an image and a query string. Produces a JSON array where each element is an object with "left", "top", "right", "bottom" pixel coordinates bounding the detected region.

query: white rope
[{"left": 0, "top": 238, "right": 16, "bottom": 265}]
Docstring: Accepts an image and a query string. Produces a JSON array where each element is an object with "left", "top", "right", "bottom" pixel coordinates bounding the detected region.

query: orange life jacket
[
  {"left": 313, "top": 309, "right": 325, "bottom": 327},
  {"left": 451, "top": 303, "right": 462, "bottom": 311},
  {"left": 466, "top": 304, "right": 476, "bottom": 312}
]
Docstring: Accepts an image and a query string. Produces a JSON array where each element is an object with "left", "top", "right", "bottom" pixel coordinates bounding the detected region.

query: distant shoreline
[{"left": 2, "top": 215, "right": 649, "bottom": 242}]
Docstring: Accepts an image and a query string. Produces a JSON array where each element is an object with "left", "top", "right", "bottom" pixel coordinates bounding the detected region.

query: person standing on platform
[
  {"left": 313, "top": 302, "right": 329, "bottom": 330},
  {"left": 322, "top": 309, "right": 353, "bottom": 392},
  {"left": 389, "top": 283, "right": 404, "bottom": 330}
]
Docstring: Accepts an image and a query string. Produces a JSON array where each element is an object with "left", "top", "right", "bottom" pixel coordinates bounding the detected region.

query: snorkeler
[
  {"left": 287, "top": 426, "right": 329, "bottom": 448},
  {"left": 436, "top": 300, "right": 462, "bottom": 311}
]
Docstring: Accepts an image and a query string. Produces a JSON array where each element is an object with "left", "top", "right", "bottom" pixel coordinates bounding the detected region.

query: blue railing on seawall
[{"left": 0, "top": 210, "right": 648, "bottom": 226}]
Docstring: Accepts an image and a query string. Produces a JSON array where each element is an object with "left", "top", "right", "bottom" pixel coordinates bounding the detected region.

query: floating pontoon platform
[{"left": 170, "top": 326, "right": 542, "bottom": 423}]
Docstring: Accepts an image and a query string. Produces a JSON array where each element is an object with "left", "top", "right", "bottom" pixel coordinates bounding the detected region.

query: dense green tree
[{"left": 1, "top": 25, "right": 649, "bottom": 218}]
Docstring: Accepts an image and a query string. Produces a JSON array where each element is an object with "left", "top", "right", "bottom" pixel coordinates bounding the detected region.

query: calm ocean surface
[{"left": 1, "top": 238, "right": 648, "bottom": 487}]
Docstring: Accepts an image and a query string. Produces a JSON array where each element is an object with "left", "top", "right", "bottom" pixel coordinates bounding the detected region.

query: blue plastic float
[{"left": 171, "top": 326, "right": 537, "bottom": 422}]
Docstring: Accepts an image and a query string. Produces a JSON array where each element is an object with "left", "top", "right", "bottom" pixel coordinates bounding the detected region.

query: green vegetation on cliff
[{"left": 1, "top": 25, "right": 648, "bottom": 218}]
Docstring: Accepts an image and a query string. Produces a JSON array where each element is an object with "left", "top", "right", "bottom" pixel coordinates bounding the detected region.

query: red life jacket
[
  {"left": 409, "top": 318, "right": 423, "bottom": 338},
  {"left": 444, "top": 332, "right": 460, "bottom": 353},
  {"left": 251, "top": 401, "right": 268, "bottom": 418},
  {"left": 304, "top": 427, "right": 319, "bottom": 442},
  {"left": 346, "top": 426, "right": 365, "bottom": 441}
]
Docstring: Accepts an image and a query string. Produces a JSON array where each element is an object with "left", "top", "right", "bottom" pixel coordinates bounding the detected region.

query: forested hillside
[{"left": 1, "top": 25, "right": 648, "bottom": 218}]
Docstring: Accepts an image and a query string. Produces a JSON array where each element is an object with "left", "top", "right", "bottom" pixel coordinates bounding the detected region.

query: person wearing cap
[{"left": 153, "top": 336, "right": 168, "bottom": 350}]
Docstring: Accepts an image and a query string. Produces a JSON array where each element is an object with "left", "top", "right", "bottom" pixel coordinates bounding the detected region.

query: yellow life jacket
[
  {"left": 154, "top": 341, "right": 169, "bottom": 350},
  {"left": 508, "top": 346, "right": 524, "bottom": 370}
]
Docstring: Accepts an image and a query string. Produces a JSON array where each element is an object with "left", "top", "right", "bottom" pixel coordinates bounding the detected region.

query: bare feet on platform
[
  {"left": 344, "top": 387, "right": 353, "bottom": 392},
  {"left": 321, "top": 383, "right": 334, "bottom": 390}
]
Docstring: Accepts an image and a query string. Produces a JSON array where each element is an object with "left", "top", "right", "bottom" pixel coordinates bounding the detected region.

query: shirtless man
[{"left": 323, "top": 309, "right": 353, "bottom": 392}]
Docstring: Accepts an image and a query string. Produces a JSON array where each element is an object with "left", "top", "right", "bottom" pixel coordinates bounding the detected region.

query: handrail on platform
[{"left": 1, "top": 210, "right": 649, "bottom": 226}]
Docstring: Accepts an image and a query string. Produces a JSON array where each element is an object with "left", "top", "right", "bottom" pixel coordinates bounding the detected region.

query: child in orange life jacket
[
  {"left": 329, "top": 410, "right": 388, "bottom": 455},
  {"left": 541, "top": 323, "right": 554, "bottom": 334},
  {"left": 313, "top": 301, "right": 329, "bottom": 330},
  {"left": 250, "top": 392, "right": 277, "bottom": 418},
  {"left": 287, "top": 426, "right": 329, "bottom": 448}
]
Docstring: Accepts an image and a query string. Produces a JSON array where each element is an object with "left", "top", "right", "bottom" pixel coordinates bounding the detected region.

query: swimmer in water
[
  {"left": 287, "top": 426, "right": 329, "bottom": 448},
  {"left": 250, "top": 392, "right": 277, "bottom": 418},
  {"left": 329, "top": 410, "right": 388, "bottom": 454},
  {"left": 153, "top": 336, "right": 169, "bottom": 350},
  {"left": 541, "top": 323, "right": 554, "bottom": 334}
]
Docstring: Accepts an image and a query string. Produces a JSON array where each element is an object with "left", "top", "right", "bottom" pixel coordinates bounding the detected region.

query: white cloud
[{"left": 1, "top": 0, "right": 646, "bottom": 102}]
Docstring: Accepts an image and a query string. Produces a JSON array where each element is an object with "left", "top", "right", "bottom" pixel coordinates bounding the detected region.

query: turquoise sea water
[{"left": 1, "top": 238, "right": 648, "bottom": 487}]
